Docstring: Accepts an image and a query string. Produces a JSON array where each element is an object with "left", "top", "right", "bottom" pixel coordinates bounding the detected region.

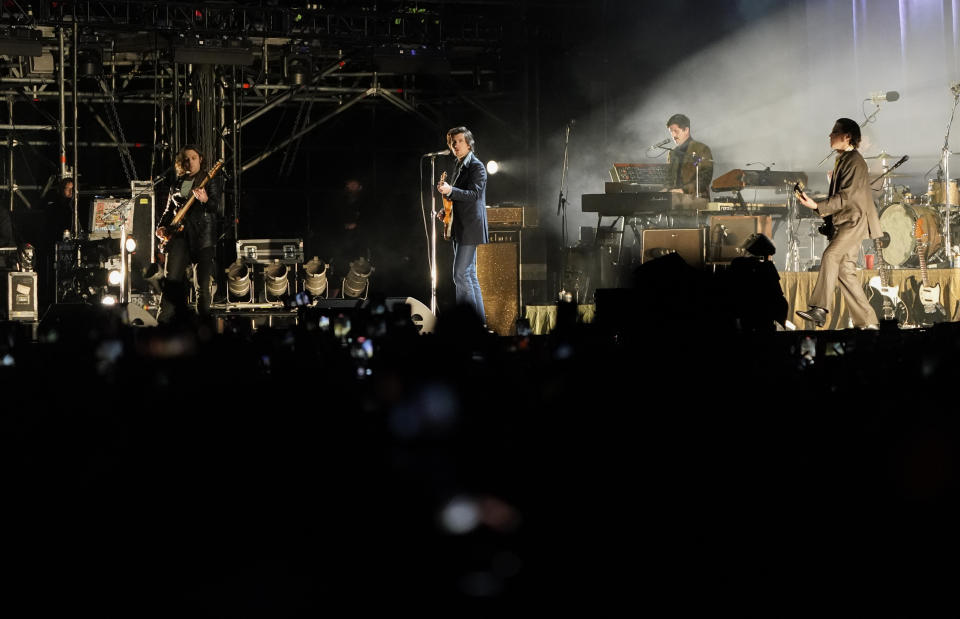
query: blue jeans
[{"left": 452, "top": 239, "right": 485, "bottom": 322}]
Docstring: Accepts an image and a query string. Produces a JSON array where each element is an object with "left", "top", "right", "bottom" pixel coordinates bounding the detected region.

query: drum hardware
[
  {"left": 936, "top": 81, "right": 960, "bottom": 266},
  {"left": 865, "top": 150, "right": 903, "bottom": 160},
  {"left": 926, "top": 178, "right": 959, "bottom": 206},
  {"left": 872, "top": 156, "right": 910, "bottom": 209}
]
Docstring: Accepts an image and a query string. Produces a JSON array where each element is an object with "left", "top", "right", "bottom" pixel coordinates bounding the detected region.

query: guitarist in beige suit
[{"left": 795, "top": 118, "right": 882, "bottom": 329}]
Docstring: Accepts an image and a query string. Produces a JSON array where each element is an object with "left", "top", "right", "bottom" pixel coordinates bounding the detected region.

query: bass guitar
[
  {"left": 865, "top": 236, "right": 909, "bottom": 326},
  {"left": 155, "top": 159, "right": 224, "bottom": 253},
  {"left": 793, "top": 181, "right": 834, "bottom": 239},
  {"left": 438, "top": 170, "right": 453, "bottom": 241},
  {"left": 912, "top": 217, "right": 947, "bottom": 325}
]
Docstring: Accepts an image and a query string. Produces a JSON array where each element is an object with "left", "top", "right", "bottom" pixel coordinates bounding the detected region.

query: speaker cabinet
[
  {"left": 477, "top": 230, "right": 519, "bottom": 335},
  {"left": 130, "top": 190, "right": 156, "bottom": 291},
  {"left": 6, "top": 271, "right": 38, "bottom": 321},
  {"left": 707, "top": 215, "right": 773, "bottom": 261},
  {"left": 520, "top": 227, "right": 548, "bottom": 305},
  {"left": 641, "top": 228, "right": 706, "bottom": 268}
]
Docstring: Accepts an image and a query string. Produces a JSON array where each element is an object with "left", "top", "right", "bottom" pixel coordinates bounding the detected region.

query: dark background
[{"left": 2, "top": 0, "right": 796, "bottom": 307}]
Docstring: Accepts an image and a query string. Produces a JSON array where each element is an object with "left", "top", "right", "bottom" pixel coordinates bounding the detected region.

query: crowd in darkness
[{"left": 1, "top": 276, "right": 959, "bottom": 612}]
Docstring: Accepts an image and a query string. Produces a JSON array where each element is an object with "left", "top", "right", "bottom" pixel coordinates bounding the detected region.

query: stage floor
[{"left": 524, "top": 268, "right": 960, "bottom": 333}]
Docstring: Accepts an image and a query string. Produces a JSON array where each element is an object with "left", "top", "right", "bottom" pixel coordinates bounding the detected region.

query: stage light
[
  {"left": 285, "top": 52, "right": 312, "bottom": 86},
  {"left": 264, "top": 260, "right": 289, "bottom": 299},
  {"left": 342, "top": 257, "right": 373, "bottom": 299},
  {"left": 107, "top": 269, "right": 123, "bottom": 286},
  {"left": 101, "top": 295, "right": 117, "bottom": 306},
  {"left": 19, "top": 243, "right": 34, "bottom": 272},
  {"left": 302, "top": 256, "right": 328, "bottom": 297},
  {"left": 125, "top": 236, "right": 137, "bottom": 253},
  {"left": 226, "top": 259, "right": 251, "bottom": 300},
  {"left": 78, "top": 48, "right": 102, "bottom": 77},
  {"left": 486, "top": 160, "right": 500, "bottom": 175}
]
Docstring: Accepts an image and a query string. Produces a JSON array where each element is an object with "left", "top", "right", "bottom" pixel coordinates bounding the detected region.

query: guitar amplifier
[
  {"left": 641, "top": 228, "right": 706, "bottom": 268},
  {"left": 707, "top": 215, "right": 773, "bottom": 261},
  {"left": 236, "top": 239, "right": 305, "bottom": 265},
  {"left": 486, "top": 206, "right": 524, "bottom": 230}
]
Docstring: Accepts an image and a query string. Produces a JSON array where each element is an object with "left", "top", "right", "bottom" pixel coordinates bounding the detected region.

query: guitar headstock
[
  {"left": 208, "top": 159, "right": 224, "bottom": 177},
  {"left": 439, "top": 171, "right": 447, "bottom": 184},
  {"left": 793, "top": 180, "right": 805, "bottom": 201},
  {"left": 914, "top": 217, "right": 928, "bottom": 248}
]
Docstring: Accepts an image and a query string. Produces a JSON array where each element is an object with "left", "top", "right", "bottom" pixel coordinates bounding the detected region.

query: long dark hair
[{"left": 174, "top": 144, "right": 208, "bottom": 177}]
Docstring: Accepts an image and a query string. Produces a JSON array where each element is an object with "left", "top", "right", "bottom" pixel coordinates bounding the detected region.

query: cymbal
[{"left": 865, "top": 150, "right": 902, "bottom": 160}]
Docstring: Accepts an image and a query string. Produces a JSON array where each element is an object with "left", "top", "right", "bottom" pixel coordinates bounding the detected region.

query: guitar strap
[{"left": 830, "top": 153, "right": 841, "bottom": 194}]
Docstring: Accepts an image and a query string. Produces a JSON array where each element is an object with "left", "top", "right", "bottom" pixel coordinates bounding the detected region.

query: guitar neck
[
  {"left": 917, "top": 239, "right": 930, "bottom": 287},
  {"left": 170, "top": 162, "right": 222, "bottom": 226},
  {"left": 170, "top": 193, "right": 197, "bottom": 226},
  {"left": 873, "top": 238, "right": 892, "bottom": 287}
]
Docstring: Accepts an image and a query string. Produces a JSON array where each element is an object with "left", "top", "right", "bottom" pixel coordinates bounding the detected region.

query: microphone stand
[
  {"left": 556, "top": 122, "right": 573, "bottom": 249},
  {"left": 692, "top": 153, "right": 702, "bottom": 199},
  {"left": 940, "top": 87, "right": 960, "bottom": 266},
  {"left": 426, "top": 154, "right": 441, "bottom": 314}
]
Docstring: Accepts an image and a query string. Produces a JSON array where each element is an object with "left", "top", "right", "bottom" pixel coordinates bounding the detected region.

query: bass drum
[{"left": 879, "top": 203, "right": 942, "bottom": 266}]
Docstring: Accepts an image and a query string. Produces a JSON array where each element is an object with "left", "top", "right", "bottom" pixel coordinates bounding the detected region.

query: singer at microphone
[
  {"left": 422, "top": 149, "right": 451, "bottom": 157},
  {"left": 663, "top": 113, "right": 713, "bottom": 199},
  {"left": 434, "top": 125, "right": 490, "bottom": 324}
]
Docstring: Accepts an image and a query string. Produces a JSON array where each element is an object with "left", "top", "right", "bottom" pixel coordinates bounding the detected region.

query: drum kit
[{"left": 870, "top": 150, "right": 959, "bottom": 268}]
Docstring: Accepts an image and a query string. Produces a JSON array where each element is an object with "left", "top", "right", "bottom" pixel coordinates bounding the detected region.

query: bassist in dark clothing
[{"left": 157, "top": 145, "right": 222, "bottom": 324}]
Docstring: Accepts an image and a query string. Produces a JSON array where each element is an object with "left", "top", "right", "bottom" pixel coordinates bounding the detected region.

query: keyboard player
[{"left": 665, "top": 113, "right": 713, "bottom": 200}]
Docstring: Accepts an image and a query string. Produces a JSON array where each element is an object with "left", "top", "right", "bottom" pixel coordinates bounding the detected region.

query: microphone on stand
[
  {"left": 891, "top": 154, "right": 909, "bottom": 169},
  {"left": 422, "top": 149, "right": 451, "bottom": 157},
  {"left": 868, "top": 90, "right": 900, "bottom": 104},
  {"left": 651, "top": 138, "right": 671, "bottom": 148}
]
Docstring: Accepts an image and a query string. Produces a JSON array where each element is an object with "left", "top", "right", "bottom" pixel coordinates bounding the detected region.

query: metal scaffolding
[{"left": 0, "top": 0, "right": 526, "bottom": 224}]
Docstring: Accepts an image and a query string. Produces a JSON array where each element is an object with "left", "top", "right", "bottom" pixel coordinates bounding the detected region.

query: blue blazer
[{"left": 448, "top": 151, "right": 489, "bottom": 246}]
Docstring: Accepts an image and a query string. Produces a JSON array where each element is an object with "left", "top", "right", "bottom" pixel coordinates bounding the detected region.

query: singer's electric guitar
[
  {"left": 155, "top": 159, "right": 224, "bottom": 253},
  {"left": 439, "top": 170, "right": 453, "bottom": 241},
  {"left": 793, "top": 181, "right": 834, "bottom": 239},
  {"left": 865, "top": 237, "right": 909, "bottom": 326},
  {"left": 912, "top": 218, "right": 947, "bottom": 326}
]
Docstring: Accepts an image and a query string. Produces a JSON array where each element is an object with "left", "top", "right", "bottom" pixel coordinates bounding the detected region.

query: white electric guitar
[{"left": 913, "top": 218, "right": 947, "bottom": 325}]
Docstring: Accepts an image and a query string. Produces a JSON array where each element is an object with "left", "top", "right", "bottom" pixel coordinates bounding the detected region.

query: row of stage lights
[{"left": 224, "top": 255, "right": 374, "bottom": 304}]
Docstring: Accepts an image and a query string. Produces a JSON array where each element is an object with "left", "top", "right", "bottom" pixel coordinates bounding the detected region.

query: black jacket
[
  {"left": 448, "top": 151, "right": 489, "bottom": 246},
  {"left": 171, "top": 171, "right": 222, "bottom": 251}
]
